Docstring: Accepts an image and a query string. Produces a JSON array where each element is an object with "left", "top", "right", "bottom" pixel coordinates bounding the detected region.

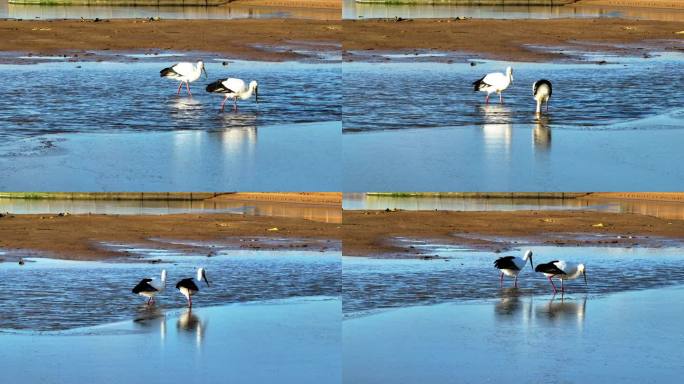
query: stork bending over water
[
  {"left": 160, "top": 61, "right": 208, "bottom": 96},
  {"left": 533, "top": 79, "right": 552, "bottom": 115},
  {"left": 132, "top": 270, "right": 167, "bottom": 305},
  {"left": 205, "top": 77, "right": 259, "bottom": 112},
  {"left": 473, "top": 66, "right": 513, "bottom": 104},
  {"left": 176, "top": 267, "right": 210, "bottom": 308},
  {"left": 493, "top": 250, "right": 534, "bottom": 288},
  {"left": 535, "top": 261, "right": 587, "bottom": 293}
]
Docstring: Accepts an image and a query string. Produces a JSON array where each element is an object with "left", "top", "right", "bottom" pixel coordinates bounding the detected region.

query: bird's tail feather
[{"left": 205, "top": 80, "right": 227, "bottom": 93}]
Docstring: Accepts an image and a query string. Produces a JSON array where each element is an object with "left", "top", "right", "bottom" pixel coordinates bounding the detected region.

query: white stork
[
  {"left": 205, "top": 77, "right": 259, "bottom": 112},
  {"left": 473, "top": 66, "right": 513, "bottom": 104},
  {"left": 535, "top": 261, "right": 587, "bottom": 293},
  {"left": 493, "top": 250, "right": 534, "bottom": 288},
  {"left": 160, "top": 61, "right": 208, "bottom": 96}
]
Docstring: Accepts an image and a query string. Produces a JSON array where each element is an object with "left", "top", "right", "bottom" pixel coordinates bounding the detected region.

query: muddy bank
[
  {"left": 342, "top": 210, "right": 684, "bottom": 257},
  {"left": 0, "top": 19, "right": 341, "bottom": 61},
  {"left": 343, "top": 18, "right": 684, "bottom": 62},
  {"left": 0, "top": 212, "right": 341, "bottom": 260}
]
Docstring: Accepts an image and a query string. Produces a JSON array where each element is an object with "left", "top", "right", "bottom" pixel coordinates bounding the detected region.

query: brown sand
[
  {"left": 0, "top": 213, "right": 341, "bottom": 260},
  {"left": 343, "top": 210, "right": 684, "bottom": 258},
  {"left": 576, "top": 0, "right": 684, "bottom": 8},
  {"left": 343, "top": 18, "right": 684, "bottom": 61},
  {"left": 211, "top": 192, "right": 342, "bottom": 205},
  {"left": 0, "top": 19, "right": 341, "bottom": 61}
]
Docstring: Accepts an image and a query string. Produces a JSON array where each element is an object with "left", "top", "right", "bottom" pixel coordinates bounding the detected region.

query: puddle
[
  {"left": 1, "top": 1, "right": 339, "bottom": 20},
  {"left": 343, "top": 0, "right": 684, "bottom": 21},
  {"left": 0, "top": 60, "right": 340, "bottom": 141},
  {"left": 0, "top": 249, "right": 340, "bottom": 331},
  {"left": 343, "top": 285, "right": 684, "bottom": 383},
  {"left": 0, "top": 197, "right": 342, "bottom": 223},
  {"left": 343, "top": 194, "right": 684, "bottom": 221},
  {"left": 343, "top": 246, "right": 684, "bottom": 317},
  {"left": 343, "top": 55, "right": 684, "bottom": 132},
  {"left": 1, "top": 297, "right": 341, "bottom": 384}
]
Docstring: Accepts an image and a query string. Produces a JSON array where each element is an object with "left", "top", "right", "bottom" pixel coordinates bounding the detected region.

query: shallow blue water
[
  {"left": 0, "top": 249, "right": 340, "bottom": 330},
  {"left": 0, "top": 60, "right": 341, "bottom": 141},
  {"left": 343, "top": 246, "right": 684, "bottom": 316},
  {"left": 342, "top": 55, "right": 684, "bottom": 132}
]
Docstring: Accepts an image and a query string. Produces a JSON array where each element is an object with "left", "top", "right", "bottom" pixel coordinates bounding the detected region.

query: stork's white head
[
  {"left": 506, "top": 66, "right": 513, "bottom": 82},
  {"left": 523, "top": 249, "right": 534, "bottom": 269},
  {"left": 197, "top": 60, "right": 207, "bottom": 79},
  {"left": 578, "top": 264, "right": 587, "bottom": 285},
  {"left": 197, "top": 267, "right": 210, "bottom": 287},
  {"left": 249, "top": 81, "right": 259, "bottom": 103}
]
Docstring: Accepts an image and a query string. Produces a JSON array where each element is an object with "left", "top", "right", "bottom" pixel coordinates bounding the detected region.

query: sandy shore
[
  {"left": 0, "top": 212, "right": 341, "bottom": 260},
  {"left": 343, "top": 18, "right": 684, "bottom": 61},
  {"left": 343, "top": 210, "right": 684, "bottom": 257},
  {"left": 0, "top": 19, "right": 341, "bottom": 61}
]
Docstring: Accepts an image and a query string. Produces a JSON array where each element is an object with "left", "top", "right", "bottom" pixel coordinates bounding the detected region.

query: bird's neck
[{"left": 241, "top": 86, "right": 255, "bottom": 100}]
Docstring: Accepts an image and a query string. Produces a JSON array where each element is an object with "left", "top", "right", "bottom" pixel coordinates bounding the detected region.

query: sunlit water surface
[
  {"left": 343, "top": 55, "right": 684, "bottom": 132},
  {"left": 343, "top": 246, "right": 684, "bottom": 317},
  {"left": 343, "top": 194, "right": 684, "bottom": 221},
  {"left": 0, "top": 1, "right": 339, "bottom": 20},
  {"left": 0, "top": 60, "right": 340, "bottom": 141},
  {"left": 0, "top": 198, "right": 341, "bottom": 222},
  {"left": 0, "top": 249, "right": 340, "bottom": 331},
  {"left": 343, "top": 0, "right": 684, "bottom": 21}
]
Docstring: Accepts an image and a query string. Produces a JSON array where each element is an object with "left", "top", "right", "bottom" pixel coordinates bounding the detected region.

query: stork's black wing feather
[
  {"left": 472, "top": 75, "right": 488, "bottom": 91},
  {"left": 534, "top": 261, "right": 566, "bottom": 275},
  {"left": 176, "top": 278, "right": 199, "bottom": 291},
  {"left": 160, "top": 67, "right": 179, "bottom": 78},
  {"left": 132, "top": 278, "right": 158, "bottom": 294},
  {"left": 494, "top": 256, "right": 520, "bottom": 270},
  {"left": 206, "top": 80, "right": 234, "bottom": 94}
]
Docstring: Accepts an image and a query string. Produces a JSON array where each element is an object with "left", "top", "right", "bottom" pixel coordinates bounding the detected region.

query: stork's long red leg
[
  {"left": 500, "top": 273, "right": 504, "bottom": 287},
  {"left": 177, "top": 82, "right": 182, "bottom": 96},
  {"left": 514, "top": 275, "right": 518, "bottom": 288},
  {"left": 186, "top": 82, "right": 192, "bottom": 96},
  {"left": 548, "top": 276, "right": 558, "bottom": 293}
]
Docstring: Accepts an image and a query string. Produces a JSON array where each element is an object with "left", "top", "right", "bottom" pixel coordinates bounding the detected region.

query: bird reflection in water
[
  {"left": 171, "top": 97, "right": 203, "bottom": 117},
  {"left": 480, "top": 104, "right": 513, "bottom": 151},
  {"left": 177, "top": 309, "right": 206, "bottom": 347},
  {"left": 133, "top": 306, "right": 167, "bottom": 342},
  {"left": 533, "top": 116, "right": 551, "bottom": 152},
  {"left": 494, "top": 288, "right": 532, "bottom": 321},
  {"left": 536, "top": 294, "right": 587, "bottom": 329}
]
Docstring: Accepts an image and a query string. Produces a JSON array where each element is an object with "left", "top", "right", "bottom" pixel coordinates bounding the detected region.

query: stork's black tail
[
  {"left": 206, "top": 80, "right": 228, "bottom": 93},
  {"left": 159, "top": 67, "right": 176, "bottom": 78},
  {"left": 472, "top": 76, "right": 486, "bottom": 91}
]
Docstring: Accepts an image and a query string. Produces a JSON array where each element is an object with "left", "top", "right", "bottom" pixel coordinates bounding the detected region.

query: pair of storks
[
  {"left": 160, "top": 60, "right": 258, "bottom": 112},
  {"left": 472, "top": 66, "right": 553, "bottom": 115},
  {"left": 494, "top": 250, "right": 587, "bottom": 293},
  {"left": 132, "top": 268, "right": 209, "bottom": 308}
]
